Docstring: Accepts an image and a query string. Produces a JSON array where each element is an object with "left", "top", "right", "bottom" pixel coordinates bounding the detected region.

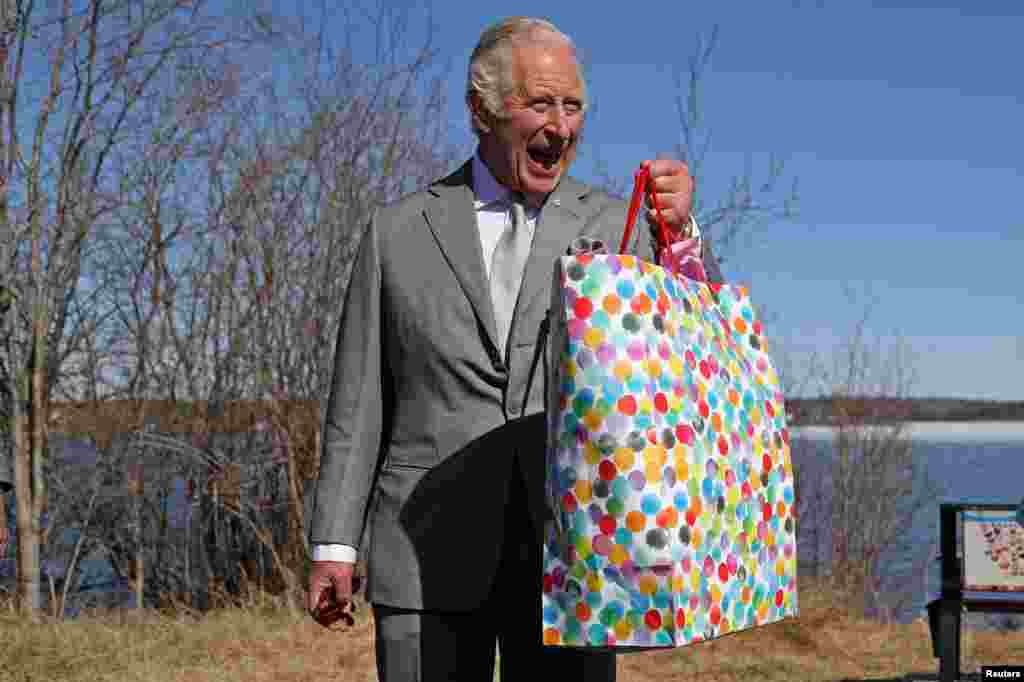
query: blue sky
[{"left": 333, "top": 0, "right": 1023, "bottom": 400}]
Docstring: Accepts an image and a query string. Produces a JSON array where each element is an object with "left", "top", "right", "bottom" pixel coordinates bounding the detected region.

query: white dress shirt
[
  {"left": 471, "top": 153, "right": 542, "bottom": 279},
  {"left": 312, "top": 153, "right": 700, "bottom": 564}
]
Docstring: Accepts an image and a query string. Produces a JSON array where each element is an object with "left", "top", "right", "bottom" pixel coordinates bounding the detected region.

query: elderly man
[{"left": 307, "top": 16, "right": 723, "bottom": 682}]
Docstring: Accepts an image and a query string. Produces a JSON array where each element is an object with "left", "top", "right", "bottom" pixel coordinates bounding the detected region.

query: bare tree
[
  {"left": 789, "top": 287, "right": 941, "bottom": 620},
  {"left": 0, "top": 0, "right": 256, "bottom": 618},
  {"left": 27, "top": 0, "right": 460, "bottom": 616},
  {"left": 0, "top": 0, "right": 473, "bottom": 621}
]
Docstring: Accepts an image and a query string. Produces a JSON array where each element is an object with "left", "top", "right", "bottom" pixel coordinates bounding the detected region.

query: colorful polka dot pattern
[{"left": 541, "top": 254, "right": 798, "bottom": 648}]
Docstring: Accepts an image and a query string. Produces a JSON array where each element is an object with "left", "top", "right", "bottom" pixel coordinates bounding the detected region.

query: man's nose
[{"left": 545, "top": 107, "right": 572, "bottom": 139}]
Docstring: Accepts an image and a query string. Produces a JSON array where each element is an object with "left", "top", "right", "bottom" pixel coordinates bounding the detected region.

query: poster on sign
[{"left": 963, "top": 510, "right": 1024, "bottom": 592}]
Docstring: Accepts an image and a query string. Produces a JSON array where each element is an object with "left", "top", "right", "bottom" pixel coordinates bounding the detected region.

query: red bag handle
[{"left": 618, "top": 165, "right": 672, "bottom": 255}]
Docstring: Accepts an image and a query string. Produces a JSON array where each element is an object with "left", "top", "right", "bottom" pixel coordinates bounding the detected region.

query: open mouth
[{"left": 528, "top": 146, "right": 562, "bottom": 169}]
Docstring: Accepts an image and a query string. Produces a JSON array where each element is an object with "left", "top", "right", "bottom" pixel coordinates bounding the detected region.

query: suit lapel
[
  {"left": 423, "top": 163, "right": 594, "bottom": 354},
  {"left": 511, "top": 177, "right": 588, "bottom": 341},
  {"left": 423, "top": 161, "right": 501, "bottom": 353}
]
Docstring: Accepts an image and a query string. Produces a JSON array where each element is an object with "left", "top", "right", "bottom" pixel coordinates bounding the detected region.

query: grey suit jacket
[
  {"left": 308, "top": 160, "right": 723, "bottom": 611},
  {"left": 0, "top": 441, "right": 11, "bottom": 493}
]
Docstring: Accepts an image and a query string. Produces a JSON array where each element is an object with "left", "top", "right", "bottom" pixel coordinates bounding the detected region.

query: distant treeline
[{"left": 786, "top": 397, "right": 1024, "bottom": 426}]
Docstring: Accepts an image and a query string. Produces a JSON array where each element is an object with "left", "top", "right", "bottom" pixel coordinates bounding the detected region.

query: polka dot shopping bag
[{"left": 540, "top": 166, "right": 798, "bottom": 649}]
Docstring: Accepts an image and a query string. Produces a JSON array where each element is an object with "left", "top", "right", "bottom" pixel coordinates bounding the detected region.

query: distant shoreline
[
  {"left": 791, "top": 420, "right": 1024, "bottom": 442},
  {"left": 786, "top": 397, "right": 1024, "bottom": 426}
]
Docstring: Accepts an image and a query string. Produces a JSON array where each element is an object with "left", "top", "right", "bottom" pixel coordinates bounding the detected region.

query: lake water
[
  {"left": 791, "top": 421, "right": 1024, "bottom": 626},
  {"left": 3, "top": 421, "right": 1023, "bottom": 623}
]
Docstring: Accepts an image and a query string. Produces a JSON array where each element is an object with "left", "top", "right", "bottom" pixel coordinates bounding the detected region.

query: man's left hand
[{"left": 641, "top": 159, "right": 694, "bottom": 235}]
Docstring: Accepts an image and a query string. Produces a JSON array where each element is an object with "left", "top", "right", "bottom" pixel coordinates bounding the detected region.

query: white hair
[{"left": 466, "top": 17, "right": 588, "bottom": 135}]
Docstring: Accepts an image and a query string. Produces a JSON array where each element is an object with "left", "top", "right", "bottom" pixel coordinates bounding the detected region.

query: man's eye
[
  {"left": 564, "top": 102, "right": 581, "bottom": 114},
  {"left": 532, "top": 102, "right": 549, "bottom": 112}
]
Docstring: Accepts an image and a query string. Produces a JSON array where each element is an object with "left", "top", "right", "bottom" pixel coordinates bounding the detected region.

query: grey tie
[{"left": 489, "top": 193, "right": 532, "bottom": 356}]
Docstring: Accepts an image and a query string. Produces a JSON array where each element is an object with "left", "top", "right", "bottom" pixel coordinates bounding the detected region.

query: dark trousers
[{"left": 372, "top": 466, "right": 616, "bottom": 682}]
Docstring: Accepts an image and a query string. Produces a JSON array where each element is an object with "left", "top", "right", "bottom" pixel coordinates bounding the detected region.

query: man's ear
[{"left": 468, "top": 93, "right": 492, "bottom": 134}]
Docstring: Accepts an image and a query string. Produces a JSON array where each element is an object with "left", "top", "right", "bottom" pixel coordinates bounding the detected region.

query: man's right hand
[{"left": 307, "top": 560, "right": 361, "bottom": 626}]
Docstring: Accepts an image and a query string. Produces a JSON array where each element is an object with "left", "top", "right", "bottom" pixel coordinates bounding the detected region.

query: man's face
[{"left": 476, "top": 41, "right": 585, "bottom": 198}]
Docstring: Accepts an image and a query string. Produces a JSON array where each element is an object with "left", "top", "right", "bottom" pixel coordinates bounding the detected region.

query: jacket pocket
[
  {"left": 383, "top": 460, "right": 432, "bottom": 471},
  {"left": 383, "top": 440, "right": 439, "bottom": 469}
]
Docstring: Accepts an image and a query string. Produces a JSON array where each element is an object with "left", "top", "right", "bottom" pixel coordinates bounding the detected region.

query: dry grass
[{"left": 1, "top": 576, "right": 1022, "bottom": 682}]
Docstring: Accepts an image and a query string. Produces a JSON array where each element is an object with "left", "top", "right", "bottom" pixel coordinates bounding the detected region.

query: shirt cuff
[{"left": 312, "top": 543, "right": 358, "bottom": 563}]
